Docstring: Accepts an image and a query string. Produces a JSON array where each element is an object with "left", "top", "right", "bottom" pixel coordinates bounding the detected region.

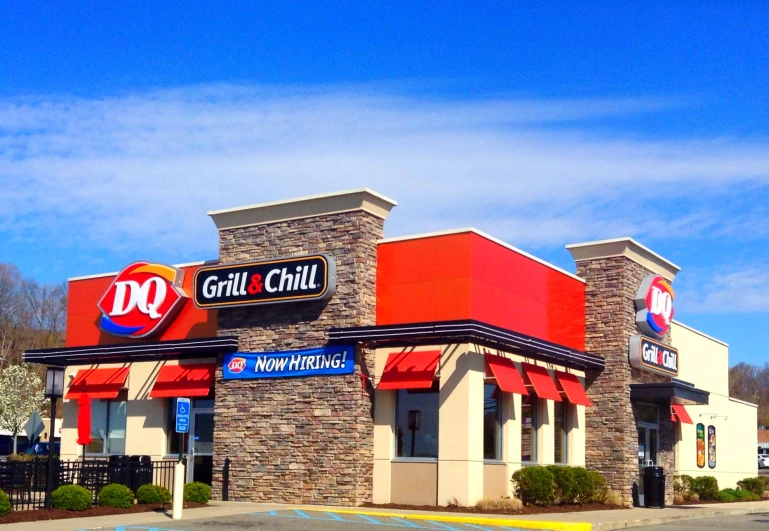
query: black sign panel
[
  {"left": 193, "top": 254, "right": 336, "bottom": 309},
  {"left": 628, "top": 334, "right": 679, "bottom": 377}
]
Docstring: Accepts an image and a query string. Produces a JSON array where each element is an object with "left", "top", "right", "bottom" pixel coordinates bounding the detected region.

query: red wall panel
[
  {"left": 376, "top": 233, "right": 473, "bottom": 325},
  {"left": 66, "top": 264, "right": 217, "bottom": 347},
  {"left": 376, "top": 231, "right": 585, "bottom": 351}
]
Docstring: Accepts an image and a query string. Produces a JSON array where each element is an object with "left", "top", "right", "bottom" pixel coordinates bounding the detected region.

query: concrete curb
[
  {"left": 297, "top": 507, "right": 593, "bottom": 531},
  {"left": 593, "top": 505, "right": 769, "bottom": 530}
]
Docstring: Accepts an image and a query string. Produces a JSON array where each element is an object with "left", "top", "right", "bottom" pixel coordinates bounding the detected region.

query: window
[
  {"left": 85, "top": 400, "right": 126, "bottom": 454},
  {"left": 484, "top": 383, "right": 503, "bottom": 460},
  {"left": 521, "top": 394, "right": 538, "bottom": 462},
  {"left": 554, "top": 401, "right": 568, "bottom": 464},
  {"left": 395, "top": 388, "right": 439, "bottom": 458}
]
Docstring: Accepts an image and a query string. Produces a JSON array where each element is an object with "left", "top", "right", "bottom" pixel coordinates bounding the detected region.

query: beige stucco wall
[
  {"left": 671, "top": 321, "right": 757, "bottom": 488},
  {"left": 60, "top": 359, "right": 214, "bottom": 461},
  {"left": 483, "top": 463, "right": 508, "bottom": 499},
  {"left": 390, "top": 461, "right": 438, "bottom": 505},
  {"left": 372, "top": 343, "right": 588, "bottom": 505}
]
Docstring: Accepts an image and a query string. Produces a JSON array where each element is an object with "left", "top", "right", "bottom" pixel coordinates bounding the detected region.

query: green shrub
[
  {"left": 718, "top": 489, "right": 737, "bottom": 503},
  {"left": 692, "top": 476, "right": 719, "bottom": 501},
  {"left": 98, "top": 484, "right": 134, "bottom": 509},
  {"left": 546, "top": 466, "right": 578, "bottom": 504},
  {"left": 51, "top": 484, "right": 91, "bottom": 511},
  {"left": 737, "top": 490, "right": 761, "bottom": 502},
  {"left": 757, "top": 476, "right": 769, "bottom": 490},
  {"left": 511, "top": 467, "right": 555, "bottom": 506},
  {"left": 737, "top": 477, "right": 764, "bottom": 496},
  {"left": 572, "top": 468, "right": 607, "bottom": 504},
  {"left": 673, "top": 475, "right": 696, "bottom": 500},
  {"left": 0, "top": 490, "right": 10, "bottom": 517},
  {"left": 183, "top": 482, "right": 211, "bottom": 504},
  {"left": 136, "top": 484, "right": 172, "bottom": 505}
]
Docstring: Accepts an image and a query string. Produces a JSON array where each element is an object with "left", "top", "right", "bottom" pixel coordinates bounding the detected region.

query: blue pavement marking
[
  {"left": 426, "top": 521, "right": 464, "bottom": 531},
  {"left": 392, "top": 518, "right": 421, "bottom": 527},
  {"left": 459, "top": 524, "right": 493, "bottom": 531},
  {"left": 242, "top": 509, "right": 528, "bottom": 530}
]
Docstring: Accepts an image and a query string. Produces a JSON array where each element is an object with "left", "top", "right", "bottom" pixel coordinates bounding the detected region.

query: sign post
[{"left": 172, "top": 398, "right": 190, "bottom": 520}]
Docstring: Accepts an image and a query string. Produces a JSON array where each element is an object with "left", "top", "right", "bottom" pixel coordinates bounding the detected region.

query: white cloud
[
  {"left": 679, "top": 269, "right": 769, "bottom": 314},
  {"left": 1, "top": 83, "right": 769, "bottom": 261}
]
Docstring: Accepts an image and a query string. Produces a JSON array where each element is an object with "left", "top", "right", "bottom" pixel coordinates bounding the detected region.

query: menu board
[
  {"left": 696, "top": 423, "right": 706, "bottom": 468},
  {"left": 708, "top": 425, "right": 716, "bottom": 469}
]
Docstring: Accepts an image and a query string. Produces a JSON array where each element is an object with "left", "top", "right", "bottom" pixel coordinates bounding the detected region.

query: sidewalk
[{"left": 2, "top": 499, "right": 769, "bottom": 531}]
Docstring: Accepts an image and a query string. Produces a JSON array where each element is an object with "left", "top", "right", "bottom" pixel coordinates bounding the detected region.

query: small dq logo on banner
[
  {"left": 98, "top": 262, "right": 187, "bottom": 338},
  {"left": 223, "top": 345, "right": 355, "bottom": 380}
]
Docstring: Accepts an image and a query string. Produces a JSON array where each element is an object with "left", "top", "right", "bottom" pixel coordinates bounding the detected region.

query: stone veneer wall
[
  {"left": 211, "top": 211, "right": 382, "bottom": 505},
  {"left": 579, "top": 256, "right": 675, "bottom": 507}
]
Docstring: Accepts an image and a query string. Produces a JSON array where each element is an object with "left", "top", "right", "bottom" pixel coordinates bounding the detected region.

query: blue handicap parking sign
[{"left": 175, "top": 398, "right": 190, "bottom": 433}]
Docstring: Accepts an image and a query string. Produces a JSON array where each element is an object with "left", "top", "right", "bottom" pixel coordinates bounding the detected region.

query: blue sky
[{"left": 1, "top": 3, "right": 767, "bottom": 366}]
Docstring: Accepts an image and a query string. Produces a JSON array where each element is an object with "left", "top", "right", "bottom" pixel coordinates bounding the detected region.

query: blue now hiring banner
[{"left": 222, "top": 345, "right": 355, "bottom": 380}]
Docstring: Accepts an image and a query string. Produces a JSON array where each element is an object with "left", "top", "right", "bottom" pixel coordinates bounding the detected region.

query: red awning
[
  {"left": 378, "top": 350, "right": 440, "bottom": 390},
  {"left": 671, "top": 404, "right": 693, "bottom": 424},
  {"left": 521, "top": 363, "right": 562, "bottom": 402},
  {"left": 149, "top": 364, "right": 216, "bottom": 398},
  {"left": 485, "top": 354, "right": 528, "bottom": 395},
  {"left": 66, "top": 367, "right": 129, "bottom": 400},
  {"left": 554, "top": 371, "right": 592, "bottom": 407}
]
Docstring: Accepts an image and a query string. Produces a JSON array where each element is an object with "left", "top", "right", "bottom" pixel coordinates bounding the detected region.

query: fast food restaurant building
[{"left": 24, "top": 189, "right": 757, "bottom": 507}]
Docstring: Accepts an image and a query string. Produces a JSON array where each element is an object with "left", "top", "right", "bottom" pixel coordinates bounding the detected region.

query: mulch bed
[
  {"left": 0, "top": 502, "right": 208, "bottom": 524},
  {"left": 361, "top": 502, "right": 627, "bottom": 515}
]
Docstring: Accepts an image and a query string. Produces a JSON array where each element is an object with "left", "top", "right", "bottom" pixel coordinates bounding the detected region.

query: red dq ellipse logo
[
  {"left": 227, "top": 357, "right": 247, "bottom": 374},
  {"left": 97, "top": 262, "right": 187, "bottom": 339},
  {"left": 635, "top": 274, "right": 675, "bottom": 338}
]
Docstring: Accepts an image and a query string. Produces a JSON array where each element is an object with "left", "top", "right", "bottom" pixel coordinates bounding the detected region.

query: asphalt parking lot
[
  {"left": 631, "top": 511, "right": 769, "bottom": 530},
  {"left": 89, "top": 509, "right": 517, "bottom": 531}
]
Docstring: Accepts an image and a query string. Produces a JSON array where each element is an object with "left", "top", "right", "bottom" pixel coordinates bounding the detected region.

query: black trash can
[
  {"left": 128, "top": 455, "right": 144, "bottom": 492},
  {"left": 138, "top": 455, "right": 153, "bottom": 489},
  {"left": 644, "top": 466, "right": 665, "bottom": 508},
  {"left": 108, "top": 455, "right": 129, "bottom": 487}
]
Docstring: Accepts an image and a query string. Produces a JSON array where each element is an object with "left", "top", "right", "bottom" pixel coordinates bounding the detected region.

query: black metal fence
[{"left": 0, "top": 458, "right": 177, "bottom": 512}]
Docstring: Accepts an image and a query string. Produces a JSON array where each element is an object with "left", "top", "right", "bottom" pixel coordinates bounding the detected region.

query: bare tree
[
  {"left": 730, "top": 362, "right": 769, "bottom": 425},
  {"left": 0, "top": 264, "right": 26, "bottom": 369}
]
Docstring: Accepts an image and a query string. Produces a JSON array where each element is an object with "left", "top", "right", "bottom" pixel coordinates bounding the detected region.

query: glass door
[
  {"left": 637, "top": 422, "right": 659, "bottom": 506},
  {"left": 186, "top": 400, "right": 214, "bottom": 485}
]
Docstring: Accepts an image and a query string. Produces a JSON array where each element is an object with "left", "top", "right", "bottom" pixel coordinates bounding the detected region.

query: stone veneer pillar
[
  {"left": 567, "top": 238, "right": 680, "bottom": 507},
  {"left": 208, "top": 189, "right": 397, "bottom": 505}
]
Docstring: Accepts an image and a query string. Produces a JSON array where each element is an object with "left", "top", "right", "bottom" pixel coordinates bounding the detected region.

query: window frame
[
  {"left": 521, "top": 393, "right": 539, "bottom": 464},
  {"left": 554, "top": 400, "right": 569, "bottom": 465},
  {"left": 483, "top": 381, "right": 504, "bottom": 462},
  {"left": 393, "top": 386, "right": 440, "bottom": 461},
  {"left": 84, "top": 398, "right": 127, "bottom": 456}
]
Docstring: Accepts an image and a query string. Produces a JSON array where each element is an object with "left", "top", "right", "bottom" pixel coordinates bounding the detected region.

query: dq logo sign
[
  {"left": 98, "top": 262, "right": 187, "bottom": 338},
  {"left": 227, "top": 357, "right": 247, "bottom": 374},
  {"left": 634, "top": 274, "right": 675, "bottom": 337}
]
